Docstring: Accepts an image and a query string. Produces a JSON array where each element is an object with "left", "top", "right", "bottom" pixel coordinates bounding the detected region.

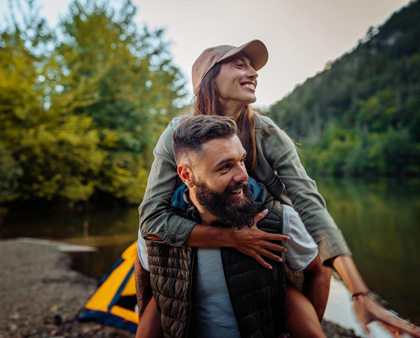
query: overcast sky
[{"left": 2, "top": 0, "right": 411, "bottom": 107}]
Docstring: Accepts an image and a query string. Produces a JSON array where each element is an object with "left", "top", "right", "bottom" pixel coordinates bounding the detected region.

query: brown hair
[
  {"left": 194, "top": 63, "right": 258, "bottom": 173},
  {"left": 173, "top": 115, "right": 238, "bottom": 165}
]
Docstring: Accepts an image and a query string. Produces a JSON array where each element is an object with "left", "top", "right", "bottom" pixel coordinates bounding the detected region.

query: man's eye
[{"left": 220, "top": 164, "right": 230, "bottom": 171}]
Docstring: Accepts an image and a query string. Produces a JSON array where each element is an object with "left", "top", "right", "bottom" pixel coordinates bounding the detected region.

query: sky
[{"left": 2, "top": 0, "right": 411, "bottom": 107}]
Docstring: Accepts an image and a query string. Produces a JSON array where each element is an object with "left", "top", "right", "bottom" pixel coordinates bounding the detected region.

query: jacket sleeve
[
  {"left": 138, "top": 119, "right": 197, "bottom": 246},
  {"left": 258, "top": 116, "right": 351, "bottom": 264}
]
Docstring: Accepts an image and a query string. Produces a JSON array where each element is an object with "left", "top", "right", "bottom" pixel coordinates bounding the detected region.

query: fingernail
[
  {"left": 263, "top": 209, "right": 268, "bottom": 213},
  {"left": 285, "top": 236, "right": 291, "bottom": 241},
  {"left": 278, "top": 258, "right": 283, "bottom": 262},
  {"left": 268, "top": 265, "right": 273, "bottom": 270}
]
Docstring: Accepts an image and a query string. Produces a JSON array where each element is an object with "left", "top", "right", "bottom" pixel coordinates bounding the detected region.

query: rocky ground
[{"left": 0, "top": 238, "right": 359, "bottom": 338}]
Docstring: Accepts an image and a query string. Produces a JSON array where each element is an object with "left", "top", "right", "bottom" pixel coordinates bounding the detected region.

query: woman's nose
[{"left": 247, "top": 66, "right": 258, "bottom": 79}]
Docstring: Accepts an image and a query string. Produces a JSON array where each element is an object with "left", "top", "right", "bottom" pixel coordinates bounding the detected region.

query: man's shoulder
[{"left": 250, "top": 179, "right": 284, "bottom": 233}]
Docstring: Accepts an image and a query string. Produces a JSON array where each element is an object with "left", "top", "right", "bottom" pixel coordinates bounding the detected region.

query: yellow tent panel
[{"left": 78, "top": 242, "right": 139, "bottom": 333}]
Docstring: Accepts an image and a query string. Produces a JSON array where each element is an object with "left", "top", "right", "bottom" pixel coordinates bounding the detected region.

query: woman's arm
[
  {"left": 147, "top": 211, "right": 290, "bottom": 270},
  {"left": 257, "top": 115, "right": 420, "bottom": 336},
  {"left": 256, "top": 114, "right": 351, "bottom": 263}
]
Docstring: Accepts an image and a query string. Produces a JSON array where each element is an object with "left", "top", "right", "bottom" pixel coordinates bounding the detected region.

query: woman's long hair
[{"left": 194, "top": 63, "right": 258, "bottom": 173}]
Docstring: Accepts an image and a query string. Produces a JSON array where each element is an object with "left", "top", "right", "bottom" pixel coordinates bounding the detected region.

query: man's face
[
  {"left": 189, "top": 135, "right": 258, "bottom": 227},
  {"left": 194, "top": 179, "right": 259, "bottom": 228}
]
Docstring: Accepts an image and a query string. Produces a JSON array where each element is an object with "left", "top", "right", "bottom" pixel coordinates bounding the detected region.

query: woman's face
[{"left": 214, "top": 55, "right": 258, "bottom": 110}]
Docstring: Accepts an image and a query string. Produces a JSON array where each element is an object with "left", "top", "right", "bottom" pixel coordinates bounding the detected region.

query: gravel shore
[{"left": 0, "top": 238, "right": 359, "bottom": 338}]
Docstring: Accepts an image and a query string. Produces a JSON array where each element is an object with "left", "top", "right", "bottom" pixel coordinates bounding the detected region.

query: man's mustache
[{"left": 225, "top": 181, "right": 249, "bottom": 194}]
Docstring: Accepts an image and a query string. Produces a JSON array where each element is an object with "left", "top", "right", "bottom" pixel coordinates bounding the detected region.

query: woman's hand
[
  {"left": 186, "top": 209, "right": 290, "bottom": 269},
  {"left": 353, "top": 293, "right": 420, "bottom": 338},
  {"left": 230, "top": 209, "right": 290, "bottom": 270},
  {"left": 333, "top": 255, "right": 420, "bottom": 338}
]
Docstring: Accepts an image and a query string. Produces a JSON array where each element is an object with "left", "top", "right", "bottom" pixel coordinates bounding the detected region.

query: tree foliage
[
  {"left": 0, "top": 0, "right": 186, "bottom": 207},
  {"left": 269, "top": 0, "right": 420, "bottom": 176}
]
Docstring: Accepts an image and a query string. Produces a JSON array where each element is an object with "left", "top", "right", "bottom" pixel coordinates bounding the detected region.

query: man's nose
[{"left": 233, "top": 163, "right": 249, "bottom": 183}]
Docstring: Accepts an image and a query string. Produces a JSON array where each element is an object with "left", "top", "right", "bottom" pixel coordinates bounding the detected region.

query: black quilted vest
[{"left": 148, "top": 183, "right": 286, "bottom": 338}]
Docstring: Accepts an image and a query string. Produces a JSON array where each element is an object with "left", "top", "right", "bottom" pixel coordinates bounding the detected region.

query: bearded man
[{"left": 137, "top": 115, "right": 329, "bottom": 338}]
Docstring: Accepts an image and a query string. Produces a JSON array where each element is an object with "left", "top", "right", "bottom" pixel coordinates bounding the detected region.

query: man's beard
[{"left": 194, "top": 180, "right": 259, "bottom": 228}]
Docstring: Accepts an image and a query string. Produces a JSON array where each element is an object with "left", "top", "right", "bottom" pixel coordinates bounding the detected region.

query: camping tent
[{"left": 78, "top": 241, "right": 139, "bottom": 333}]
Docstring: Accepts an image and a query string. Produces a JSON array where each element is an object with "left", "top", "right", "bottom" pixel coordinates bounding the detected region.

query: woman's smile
[{"left": 241, "top": 81, "right": 256, "bottom": 91}]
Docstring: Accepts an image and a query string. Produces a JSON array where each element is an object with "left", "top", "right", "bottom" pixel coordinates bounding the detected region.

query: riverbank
[
  {"left": 0, "top": 238, "right": 132, "bottom": 338},
  {"left": 0, "top": 238, "right": 360, "bottom": 338}
]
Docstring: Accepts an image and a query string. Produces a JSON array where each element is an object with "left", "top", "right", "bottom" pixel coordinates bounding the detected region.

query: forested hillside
[
  {"left": 269, "top": 0, "right": 420, "bottom": 176},
  {"left": 0, "top": 0, "right": 186, "bottom": 208}
]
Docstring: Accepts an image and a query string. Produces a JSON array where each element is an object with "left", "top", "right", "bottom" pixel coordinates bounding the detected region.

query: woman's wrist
[
  {"left": 351, "top": 291, "right": 371, "bottom": 300},
  {"left": 187, "top": 225, "right": 233, "bottom": 247}
]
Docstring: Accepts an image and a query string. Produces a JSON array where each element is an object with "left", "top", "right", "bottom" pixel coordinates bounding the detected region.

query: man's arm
[
  {"left": 136, "top": 297, "right": 162, "bottom": 338},
  {"left": 134, "top": 255, "right": 152, "bottom": 316},
  {"left": 134, "top": 253, "right": 163, "bottom": 338},
  {"left": 302, "top": 254, "right": 331, "bottom": 321}
]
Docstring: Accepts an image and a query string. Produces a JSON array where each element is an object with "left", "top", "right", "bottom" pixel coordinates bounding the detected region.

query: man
[{"left": 137, "top": 115, "right": 329, "bottom": 337}]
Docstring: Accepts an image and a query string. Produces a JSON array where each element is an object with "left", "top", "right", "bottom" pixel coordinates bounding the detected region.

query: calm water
[
  {"left": 316, "top": 177, "right": 420, "bottom": 326},
  {"left": 1, "top": 178, "right": 419, "bottom": 325}
]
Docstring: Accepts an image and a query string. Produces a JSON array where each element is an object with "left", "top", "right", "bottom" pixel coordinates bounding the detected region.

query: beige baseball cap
[{"left": 192, "top": 39, "right": 269, "bottom": 94}]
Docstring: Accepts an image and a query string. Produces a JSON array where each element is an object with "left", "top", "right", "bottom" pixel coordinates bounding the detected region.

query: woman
[{"left": 137, "top": 40, "right": 420, "bottom": 337}]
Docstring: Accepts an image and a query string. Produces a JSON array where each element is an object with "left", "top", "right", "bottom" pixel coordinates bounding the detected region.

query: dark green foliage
[
  {"left": 0, "top": 143, "right": 22, "bottom": 203},
  {"left": 269, "top": 0, "right": 420, "bottom": 177},
  {"left": 0, "top": 0, "right": 186, "bottom": 207}
]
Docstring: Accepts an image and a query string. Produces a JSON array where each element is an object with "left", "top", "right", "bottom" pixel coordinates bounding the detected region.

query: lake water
[{"left": 1, "top": 177, "right": 419, "bottom": 326}]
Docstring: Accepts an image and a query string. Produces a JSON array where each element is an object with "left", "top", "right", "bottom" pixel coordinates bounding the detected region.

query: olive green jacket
[{"left": 138, "top": 113, "right": 351, "bottom": 264}]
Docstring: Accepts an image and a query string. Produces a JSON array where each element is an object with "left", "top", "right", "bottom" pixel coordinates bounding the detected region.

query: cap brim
[{"left": 218, "top": 39, "right": 268, "bottom": 71}]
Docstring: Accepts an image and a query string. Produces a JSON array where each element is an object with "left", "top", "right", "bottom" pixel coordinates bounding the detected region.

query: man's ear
[{"left": 178, "top": 164, "right": 195, "bottom": 188}]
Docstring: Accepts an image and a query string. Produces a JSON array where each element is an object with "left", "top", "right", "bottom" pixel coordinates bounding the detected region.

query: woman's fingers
[
  {"left": 253, "top": 209, "right": 269, "bottom": 223},
  {"left": 258, "top": 248, "right": 284, "bottom": 263},
  {"left": 252, "top": 228, "right": 290, "bottom": 243},
  {"left": 354, "top": 293, "right": 420, "bottom": 338},
  {"left": 250, "top": 254, "right": 273, "bottom": 270},
  {"left": 230, "top": 209, "right": 292, "bottom": 269}
]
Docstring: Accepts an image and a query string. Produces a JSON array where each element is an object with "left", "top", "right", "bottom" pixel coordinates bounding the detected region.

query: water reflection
[
  {"left": 316, "top": 177, "right": 420, "bottom": 325},
  {"left": 1, "top": 208, "right": 139, "bottom": 280},
  {"left": 1, "top": 208, "right": 140, "bottom": 239}
]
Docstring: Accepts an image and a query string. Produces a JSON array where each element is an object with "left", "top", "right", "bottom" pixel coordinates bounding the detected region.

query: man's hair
[{"left": 173, "top": 115, "right": 238, "bottom": 164}]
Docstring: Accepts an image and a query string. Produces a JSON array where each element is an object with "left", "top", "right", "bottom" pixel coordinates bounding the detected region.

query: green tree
[
  {"left": 0, "top": 13, "right": 106, "bottom": 205},
  {"left": 269, "top": 0, "right": 420, "bottom": 177},
  {"left": 54, "top": 0, "right": 186, "bottom": 203},
  {"left": 1, "top": 0, "right": 187, "bottom": 207}
]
